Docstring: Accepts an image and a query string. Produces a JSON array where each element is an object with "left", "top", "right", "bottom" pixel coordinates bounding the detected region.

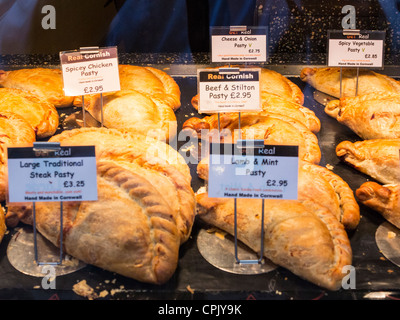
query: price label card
[
  {"left": 327, "top": 30, "right": 385, "bottom": 68},
  {"left": 7, "top": 145, "right": 98, "bottom": 203},
  {"left": 207, "top": 142, "right": 299, "bottom": 200},
  {"left": 60, "top": 46, "right": 120, "bottom": 96},
  {"left": 198, "top": 68, "right": 261, "bottom": 113},
  {"left": 211, "top": 26, "right": 267, "bottom": 63}
]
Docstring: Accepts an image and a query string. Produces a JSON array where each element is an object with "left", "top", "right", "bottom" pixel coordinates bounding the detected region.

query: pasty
[
  {"left": 0, "top": 205, "right": 5, "bottom": 244},
  {"left": 118, "top": 65, "right": 181, "bottom": 111},
  {"left": 196, "top": 189, "right": 352, "bottom": 291},
  {"left": 356, "top": 182, "right": 400, "bottom": 229},
  {"left": 47, "top": 127, "right": 190, "bottom": 181},
  {"left": 191, "top": 67, "right": 304, "bottom": 111},
  {"left": 336, "top": 139, "right": 400, "bottom": 185},
  {"left": 325, "top": 92, "right": 400, "bottom": 139},
  {"left": 300, "top": 67, "right": 400, "bottom": 98},
  {"left": 74, "top": 64, "right": 181, "bottom": 111},
  {"left": 182, "top": 112, "right": 321, "bottom": 164},
  {"left": 258, "top": 93, "right": 320, "bottom": 133},
  {"left": 6, "top": 128, "right": 196, "bottom": 284},
  {"left": 0, "top": 112, "right": 36, "bottom": 202},
  {"left": 0, "top": 88, "right": 59, "bottom": 138},
  {"left": 84, "top": 89, "right": 177, "bottom": 142},
  {"left": 196, "top": 160, "right": 359, "bottom": 230},
  {"left": 0, "top": 68, "right": 74, "bottom": 108}
]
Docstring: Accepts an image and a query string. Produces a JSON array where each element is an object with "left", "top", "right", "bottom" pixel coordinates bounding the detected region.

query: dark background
[{"left": 0, "top": 0, "right": 398, "bottom": 64}]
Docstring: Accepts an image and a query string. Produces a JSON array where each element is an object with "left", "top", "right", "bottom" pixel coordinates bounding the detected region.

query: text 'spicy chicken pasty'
[
  {"left": 0, "top": 88, "right": 59, "bottom": 138},
  {"left": 84, "top": 89, "right": 177, "bottom": 142},
  {"left": 6, "top": 127, "right": 196, "bottom": 284},
  {"left": 0, "top": 112, "right": 36, "bottom": 202},
  {"left": 183, "top": 112, "right": 321, "bottom": 164},
  {"left": 325, "top": 92, "right": 400, "bottom": 139},
  {"left": 0, "top": 68, "right": 74, "bottom": 108},
  {"left": 356, "top": 182, "right": 400, "bottom": 229},
  {"left": 336, "top": 139, "right": 400, "bottom": 185},
  {"left": 300, "top": 67, "right": 400, "bottom": 98},
  {"left": 191, "top": 67, "right": 304, "bottom": 111},
  {"left": 196, "top": 189, "right": 352, "bottom": 291}
]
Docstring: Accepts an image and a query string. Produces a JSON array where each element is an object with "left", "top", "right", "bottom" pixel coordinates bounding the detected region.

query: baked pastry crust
[
  {"left": 48, "top": 127, "right": 190, "bottom": 181},
  {"left": 183, "top": 112, "right": 321, "bottom": 164},
  {"left": 196, "top": 160, "right": 359, "bottom": 230},
  {"left": 191, "top": 67, "right": 304, "bottom": 110},
  {"left": 0, "top": 205, "right": 6, "bottom": 244},
  {"left": 356, "top": 182, "right": 400, "bottom": 229},
  {"left": 0, "top": 68, "right": 74, "bottom": 108},
  {"left": 74, "top": 65, "right": 181, "bottom": 111},
  {"left": 0, "top": 112, "right": 36, "bottom": 202},
  {"left": 196, "top": 189, "right": 352, "bottom": 291},
  {"left": 0, "top": 88, "right": 59, "bottom": 138},
  {"left": 84, "top": 89, "right": 177, "bottom": 142},
  {"left": 325, "top": 92, "right": 400, "bottom": 139},
  {"left": 6, "top": 128, "right": 196, "bottom": 284},
  {"left": 118, "top": 64, "right": 181, "bottom": 111},
  {"left": 336, "top": 139, "right": 400, "bottom": 185},
  {"left": 300, "top": 67, "right": 400, "bottom": 98}
]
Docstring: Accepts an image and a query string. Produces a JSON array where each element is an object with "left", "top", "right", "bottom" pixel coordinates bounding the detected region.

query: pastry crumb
[
  {"left": 72, "top": 280, "right": 98, "bottom": 300},
  {"left": 325, "top": 164, "right": 334, "bottom": 170},
  {"left": 388, "top": 231, "right": 397, "bottom": 239},
  {"left": 186, "top": 285, "right": 195, "bottom": 294}
]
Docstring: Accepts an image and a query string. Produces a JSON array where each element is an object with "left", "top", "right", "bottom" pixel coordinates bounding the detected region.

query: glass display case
[{"left": 0, "top": 0, "right": 400, "bottom": 301}]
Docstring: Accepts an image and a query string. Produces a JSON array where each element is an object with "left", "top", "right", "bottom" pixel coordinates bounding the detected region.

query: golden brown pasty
[
  {"left": 325, "top": 92, "right": 400, "bottom": 139},
  {"left": 47, "top": 127, "right": 190, "bottom": 182},
  {"left": 118, "top": 65, "right": 181, "bottom": 111},
  {"left": 336, "top": 139, "right": 400, "bottom": 185},
  {"left": 74, "top": 65, "right": 181, "bottom": 111},
  {"left": 183, "top": 112, "right": 321, "bottom": 164},
  {"left": 196, "top": 160, "right": 359, "bottom": 230},
  {"left": 300, "top": 67, "right": 400, "bottom": 98},
  {"left": 0, "top": 88, "right": 59, "bottom": 138},
  {"left": 7, "top": 160, "right": 194, "bottom": 284},
  {"left": 356, "top": 182, "right": 400, "bottom": 229},
  {"left": 0, "top": 205, "right": 6, "bottom": 244},
  {"left": 0, "top": 112, "right": 36, "bottom": 202},
  {"left": 84, "top": 89, "right": 177, "bottom": 142},
  {"left": 6, "top": 127, "right": 196, "bottom": 284},
  {"left": 195, "top": 189, "right": 352, "bottom": 291},
  {"left": 191, "top": 67, "right": 304, "bottom": 111},
  {"left": 0, "top": 67, "right": 74, "bottom": 108},
  {"left": 258, "top": 93, "right": 320, "bottom": 133}
]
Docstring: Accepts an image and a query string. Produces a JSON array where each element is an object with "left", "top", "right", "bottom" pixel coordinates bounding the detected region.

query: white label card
[
  {"left": 198, "top": 68, "right": 261, "bottom": 113},
  {"left": 211, "top": 26, "right": 267, "bottom": 63},
  {"left": 327, "top": 30, "right": 385, "bottom": 68},
  {"left": 60, "top": 46, "right": 120, "bottom": 96},
  {"left": 207, "top": 143, "right": 299, "bottom": 200},
  {"left": 7, "top": 146, "right": 98, "bottom": 203}
]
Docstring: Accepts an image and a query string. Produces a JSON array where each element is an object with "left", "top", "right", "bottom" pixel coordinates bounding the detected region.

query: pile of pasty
[
  {"left": 183, "top": 112, "right": 321, "bottom": 164},
  {"left": 325, "top": 92, "right": 400, "bottom": 140},
  {"left": 6, "top": 127, "right": 195, "bottom": 285},
  {"left": 0, "top": 67, "right": 74, "bottom": 108},
  {"left": 73, "top": 65, "right": 181, "bottom": 142},
  {"left": 300, "top": 67, "right": 400, "bottom": 98},
  {"left": 195, "top": 161, "right": 359, "bottom": 290}
]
